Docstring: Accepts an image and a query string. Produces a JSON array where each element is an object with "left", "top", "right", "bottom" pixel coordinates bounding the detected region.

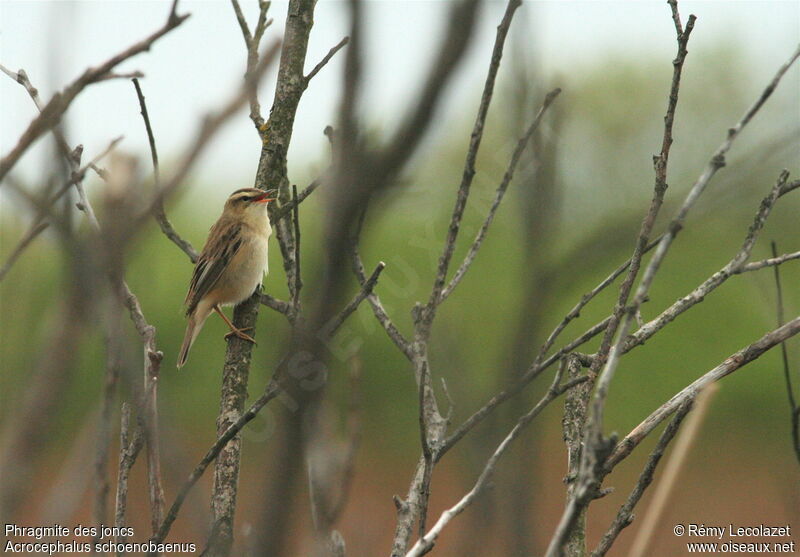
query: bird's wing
[{"left": 184, "top": 219, "right": 243, "bottom": 315}]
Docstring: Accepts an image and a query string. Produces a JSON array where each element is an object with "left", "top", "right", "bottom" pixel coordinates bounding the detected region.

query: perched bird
[{"left": 177, "top": 187, "right": 277, "bottom": 368}]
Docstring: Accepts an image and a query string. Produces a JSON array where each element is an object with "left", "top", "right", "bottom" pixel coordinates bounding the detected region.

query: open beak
[{"left": 255, "top": 189, "right": 278, "bottom": 203}]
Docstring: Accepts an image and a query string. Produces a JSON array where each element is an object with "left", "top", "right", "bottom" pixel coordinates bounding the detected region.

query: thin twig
[
  {"left": 150, "top": 380, "right": 281, "bottom": 545},
  {"left": 417, "top": 355, "right": 434, "bottom": 539},
  {"left": 304, "top": 36, "right": 350, "bottom": 85},
  {"left": 771, "top": 241, "right": 800, "bottom": 465},
  {"left": 737, "top": 250, "right": 800, "bottom": 273},
  {"left": 375, "top": 0, "right": 481, "bottom": 185},
  {"left": 0, "top": 220, "right": 49, "bottom": 282},
  {"left": 114, "top": 403, "right": 144, "bottom": 548},
  {"left": 261, "top": 291, "right": 292, "bottom": 316},
  {"left": 406, "top": 368, "right": 586, "bottom": 557},
  {"left": 8, "top": 136, "right": 121, "bottom": 232},
  {"left": 0, "top": 65, "right": 107, "bottom": 184},
  {"left": 591, "top": 396, "right": 697, "bottom": 557},
  {"left": 588, "top": 0, "right": 696, "bottom": 422},
  {"left": 625, "top": 384, "right": 718, "bottom": 557},
  {"left": 573, "top": 42, "right": 800, "bottom": 557},
  {"left": 136, "top": 39, "right": 281, "bottom": 229},
  {"left": 270, "top": 178, "right": 320, "bottom": 222},
  {"left": 351, "top": 209, "right": 413, "bottom": 360},
  {"left": 92, "top": 307, "right": 123, "bottom": 544},
  {"left": 628, "top": 42, "right": 800, "bottom": 315},
  {"left": 623, "top": 170, "right": 791, "bottom": 354},
  {"left": 230, "top": 0, "right": 272, "bottom": 131},
  {"left": 292, "top": 184, "right": 302, "bottom": 311},
  {"left": 132, "top": 78, "right": 198, "bottom": 262},
  {"left": 323, "top": 262, "right": 386, "bottom": 338},
  {"left": 437, "top": 317, "right": 609, "bottom": 458},
  {"left": 0, "top": 5, "right": 190, "bottom": 182},
  {"left": 421, "top": 0, "right": 521, "bottom": 331},
  {"left": 439, "top": 87, "right": 561, "bottom": 302},
  {"left": 533, "top": 235, "right": 663, "bottom": 367},
  {"left": 607, "top": 316, "right": 800, "bottom": 470}
]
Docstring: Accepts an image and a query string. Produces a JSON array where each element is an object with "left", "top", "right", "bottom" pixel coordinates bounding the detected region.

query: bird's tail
[{"left": 177, "top": 312, "right": 205, "bottom": 369}]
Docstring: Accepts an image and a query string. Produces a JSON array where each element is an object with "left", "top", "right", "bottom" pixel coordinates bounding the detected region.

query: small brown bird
[{"left": 177, "top": 187, "right": 277, "bottom": 368}]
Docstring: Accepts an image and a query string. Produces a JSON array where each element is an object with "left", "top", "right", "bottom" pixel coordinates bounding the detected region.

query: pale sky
[{"left": 1, "top": 1, "right": 798, "bottom": 195}]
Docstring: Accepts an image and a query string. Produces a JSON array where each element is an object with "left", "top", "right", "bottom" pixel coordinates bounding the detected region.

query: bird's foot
[{"left": 224, "top": 326, "right": 256, "bottom": 344}]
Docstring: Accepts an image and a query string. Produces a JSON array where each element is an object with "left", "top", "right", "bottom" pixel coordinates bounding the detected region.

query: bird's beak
[{"left": 255, "top": 189, "right": 278, "bottom": 203}]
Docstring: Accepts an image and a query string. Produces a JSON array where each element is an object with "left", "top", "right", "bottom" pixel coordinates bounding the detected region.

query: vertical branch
[
  {"left": 291, "top": 184, "right": 302, "bottom": 313},
  {"left": 417, "top": 355, "right": 434, "bottom": 539},
  {"left": 132, "top": 77, "right": 198, "bottom": 261},
  {"left": 772, "top": 241, "right": 800, "bottom": 464},
  {"left": 92, "top": 306, "right": 123, "bottom": 545},
  {"left": 561, "top": 355, "right": 592, "bottom": 557},
  {"left": 545, "top": 7, "right": 697, "bottom": 554},
  {"left": 141, "top": 327, "right": 166, "bottom": 534},
  {"left": 206, "top": 291, "right": 261, "bottom": 556},
  {"left": 209, "top": 3, "right": 317, "bottom": 554},
  {"left": 114, "top": 403, "right": 144, "bottom": 551}
]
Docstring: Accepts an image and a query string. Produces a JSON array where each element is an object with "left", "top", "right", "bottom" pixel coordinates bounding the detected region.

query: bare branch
[
  {"left": 151, "top": 380, "right": 281, "bottom": 546},
  {"left": 0, "top": 220, "right": 49, "bottom": 282},
  {"left": 207, "top": 1, "right": 312, "bottom": 551},
  {"left": 625, "top": 384, "right": 718, "bottom": 557},
  {"left": 439, "top": 87, "right": 561, "bottom": 302},
  {"left": 291, "top": 184, "right": 303, "bottom": 311},
  {"left": 304, "top": 36, "right": 350, "bottom": 85},
  {"left": 607, "top": 316, "right": 800, "bottom": 470},
  {"left": 406, "top": 366, "right": 586, "bottom": 557},
  {"left": 545, "top": 8, "right": 698, "bottom": 553},
  {"left": 533, "top": 236, "right": 662, "bottom": 367},
  {"left": 351, "top": 213, "right": 413, "bottom": 360},
  {"left": 270, "top": 178, "right": 320, "bottom": 222},
  {"left": 230, "top": 0, "right": 273, "bottom": 131},
  {"left": 623, "top": 170, "right": 791, "bottom": 354},
  {"left": 261, "top": 291, "right": 293, "bottom": 316},
  {"left": 422, "top": 0, "right": 521, "bottom": 329},
  {"left": 7, "top": 137, "right": 120, "bottom": 234},
  {"left": 95, "top": 71, "right": 145, "bottom": 82},
  {"left": 0, "top": 65, "right": 109, "bottom": 185},
  {"left": 628, "top": 42, "right": 800, "bottom": 316},
  {"left": 737, "top": 250, "right": 800, "bottom": 273},
  {"left": 587, "top": 0, "right": 696, "bottom": 418},
  {"left": 0, "top": 4, "right": 190, "bottom": 182},
  {"left": 437, "top": 317, "right": 608, "bottom": 458},
  {"left": 372, "top": 0, "right": 481, "bottom": 189},
  {"left": 591, "top": 397, "right": 696, "bottom": 557},
  {"left": 417, "top": 358, "right": 434, "bottom": 539},
  {"left": 771, "top": 241, "right": 800, "bottom": 465},
  {"left": 132, "top": 77, "right": 199, "bottom": 262},
  {"left": 114, "top": 403, "right": 144, "bottom": 545},
  {"left": 323, "top": 262, "right": 386, "bottom": 338},
  {"left": 564, "top": 45, "right": 800, "bottom": 557},
  {"left": 137, "top": 39, "right": 281, "bottom": 227},
  {"left": 92, "top": 309, "right": 123, "bottom": 541},
  {"left": 779, "top": 178, "right": 800, "bottom": 197}
]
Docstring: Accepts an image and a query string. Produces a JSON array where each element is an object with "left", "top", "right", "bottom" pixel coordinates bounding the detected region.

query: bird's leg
[{"left": 213, "top": 305, "right": 256, "bottom": 344}]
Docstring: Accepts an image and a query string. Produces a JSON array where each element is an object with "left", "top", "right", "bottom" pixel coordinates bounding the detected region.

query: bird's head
[{"left": 223, "top": 187, "right": 277, "bottom": 217}]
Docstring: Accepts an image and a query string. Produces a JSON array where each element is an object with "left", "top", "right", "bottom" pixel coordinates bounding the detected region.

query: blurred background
[{"left": 1, "top": 1, "right": 799, "bottom": 555}]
